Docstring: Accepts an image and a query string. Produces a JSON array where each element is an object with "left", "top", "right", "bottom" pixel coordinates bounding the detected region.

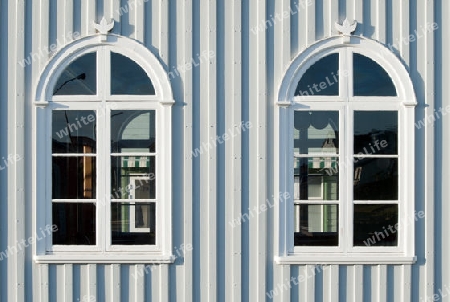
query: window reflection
[
  {"left": 353, "top": 53, "right": 397, "bottom": 96},
  {"left": 295, "top": 53, "right": 340, "bottom": 96},
  {"left": 111, "top": 52, "right": 155, "bottom": 95},
  {"left": 53, "top": 52, "right": 96, "bottom": 95},
  {"left": 111, "top": 203, "right": 156, "bottom": 245},
  {"left": 294, "top": 204, "right": 339, "bottom": 246},
  {"left": 353, "top": 204, "right": 398, "bottom": 246},
  {"left": 52, "top": 203, "right": 96, "bottom": 245}
]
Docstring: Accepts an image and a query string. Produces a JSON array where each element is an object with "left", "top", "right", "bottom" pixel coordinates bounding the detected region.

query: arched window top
[
  {"left": 278, "top": 35, "right": 416, "bottom": 105},
  {"left": 35, "top": 34, "right": 173, "bottom": 105}
]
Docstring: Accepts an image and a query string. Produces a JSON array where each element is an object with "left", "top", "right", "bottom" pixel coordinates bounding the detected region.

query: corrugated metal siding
[{"left": 0, "top": 0, "right": 448, "bottom": 301}]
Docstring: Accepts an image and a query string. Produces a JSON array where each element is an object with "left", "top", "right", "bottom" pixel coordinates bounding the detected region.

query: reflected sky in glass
[
  {"left": 295, "top": 53, "right": 340, "bottom": 96},
  {"left": 111, "top": 52, "right": 155, "bottom": 95},
  {"left": 53, "top": 52, "right": 96, "bottom": 95},
  {"left": 353, "top": 53, "right": 397, "bottom": 96}
]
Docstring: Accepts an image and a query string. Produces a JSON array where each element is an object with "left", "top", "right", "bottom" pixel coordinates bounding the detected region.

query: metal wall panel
[{"left": 0, "top": 0, "right": 446, "bottom": 301}]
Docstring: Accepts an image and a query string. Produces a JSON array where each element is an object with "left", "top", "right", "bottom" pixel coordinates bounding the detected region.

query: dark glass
[
  {"left": 295, "top": 53, "right": 340, "bottom": 96},
  {"left": 294, "top": 204, "right": 338, "bottom": 246},
  {"left": 111, "top": 110, "right": 156, "bottom": 153},
  {"left": 353, "top": 158, "right": 398, "bottom": 200},
  {"left": 52, "top": 156, "right": 96, "bottom": 199},
  {"left": 354, "top": 111, "right": 398, "bottom": 155},
  {"left": 294, "top": 111, "right": 339, "bottom": 154},
  {"left": 294, "top": 157, "right": 339, "bottom": 201},
  {"left": 353, "top": 53, "right": 397, "bottom": 96},
  {"left": 353, "top": 204, "right": 398, "bottom": 246},
  {"left": 111, "top": 52, "right": 155, "bottom": 95},
  {"left": 52, "top": 111, "right": 96, "bottom": 153},
  {"left": 111, "top": 156, "right": 155, "bottom": 199},
  {"left": 111, "top": 203, "right": 156, "bottom": 245},
  {"left": 53, "top": 52, "right": 96, "bottom": 95},
  {"left": 52, "top": 203, "right": 96, "bottom": 245}
]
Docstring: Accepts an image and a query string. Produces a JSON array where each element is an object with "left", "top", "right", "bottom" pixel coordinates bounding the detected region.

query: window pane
[
  {"left": 354, "top": 111, "right": 397, "bottom": 155},
  {"left": 111, "top": 110, "right": 156, "bottom": 153},
  {"left": 294, "top": 111, "right": 339, "bottom": 155},
  {"left": 52, "top": 110, "right": 96, "bottom": 153},
  {"left": 295, "top": 53, "right": 339, "bottom": 96},
  {"left": 52, "top": 203, "right": 96, "bottom": 245},
  {"left": 52, "top": 156, "right": 96, "bottom": 199},
  {"left": 353, "top": 53, "right": 397, "bottom": 96},
  {"left": 353, "top": 204, "right": 398, "bottom": 246},
  {"left": 294, "top": 157, "right": 339, "bottom": 201},
  {"left": 111, "top": 203, "right": 156, "bottom": 245},
  {"left": 111, "top": 52, "right": 155, "bottom": 95},
  {"left": 294, "top": 204, "right": 338, "bottom": 246},
  {"left": 53, "top": 52, "right": 96, "bottom": 95},
  {"left": 111, "top": 156, "right": 155, "bottom": 199},
  {"left": 353, "top": 158, "right": 398, "bottom": 200}
]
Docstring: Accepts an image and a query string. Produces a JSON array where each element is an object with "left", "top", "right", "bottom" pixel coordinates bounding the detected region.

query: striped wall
[{"left": 0, "top": 0, "right": 448, "bottom": 301}]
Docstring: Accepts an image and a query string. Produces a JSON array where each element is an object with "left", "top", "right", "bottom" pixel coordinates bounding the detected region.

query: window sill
[
  {"left": 34, "top": 253, "right": 175, "bottom": 264},
  {"left": 275, "top": 254, "right": 417, "bottom": 265}
]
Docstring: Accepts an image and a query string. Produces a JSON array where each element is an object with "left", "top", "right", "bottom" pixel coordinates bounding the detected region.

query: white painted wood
[
  {"left": 376, "top": 0, "right": 387, "bottom": 43},
  {"left": 323, "top": 265, "right": 339, "bottom": 302},
  {"left": 65, "top": 264, "right": 73, "bottom": 302}
]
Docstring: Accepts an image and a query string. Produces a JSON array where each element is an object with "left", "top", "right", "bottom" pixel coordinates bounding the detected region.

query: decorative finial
[
  {"left": 335, "top": 19, "right": 357, "bottom": 43},
  {"left": 93, "top": 17, "right": 114, "bottom": 41}
]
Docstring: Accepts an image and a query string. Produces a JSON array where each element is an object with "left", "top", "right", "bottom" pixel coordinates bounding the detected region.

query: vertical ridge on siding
[
  {"left": 421, "top": 0, "right": 435, "bottom": 300},
  {"left": 199, "top": 0, "right": 217, "bottom": 301},
  {"left": 7, "top": 0, "right": 26, "bottom": 301},
  {"left": 376, "top": 0, "right": 387, "bottom": 43},
  {"left": 80, "top": 0, "right": 96, "bottom": 36},
  {"left": 350, "top": 265, "right": 363, "bottom": 302},
  {"left": 247, "top": 0, "right": 268, "bottom": 301},
  {"left": 306, "top": 1, "right": 316, "bottom": 45},
  {"left": 182, "top": 0, "right": 194, "bottom": 301},
  {"left": 103, "top": 0, "right": 121, "bottom": 35},
  {"left": 438, "top": 0, "right": 449, "bottom": 301},
  {"left": 0, "top": 0, "right": 7, "bottom": 299},
  {"left": 273, "top": 1, "right": 291, "bottom": 301},
  {"left": 107, "top": 264, "right": 120, "bottom": 302},
  {"left": 224, "top": 0, "right": 242, "bottom": 301},
  {"left": 31, "top": 0, "right": 50, "bottom": 299},
  {"left": 323, "top": 265, "right": 339, "bottom": 302},
  {"left": 326, "top": 0, "right": 339, "bottom": 37},
  {"left": 400, "top": 0, "right": 410, "bottom": 65}
]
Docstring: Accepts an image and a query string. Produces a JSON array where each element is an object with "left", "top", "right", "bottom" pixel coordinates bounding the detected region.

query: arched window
[
  {"left": 34, "top": 35, "right": 174, "bottom": 263},
  {"left": 275, "top": 36, "right": 417, "bottom": 264}
]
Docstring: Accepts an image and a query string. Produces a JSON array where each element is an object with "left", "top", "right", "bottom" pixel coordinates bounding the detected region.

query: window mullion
[{"left": 345, "top": 107, "right": 355, "bottom": 252}]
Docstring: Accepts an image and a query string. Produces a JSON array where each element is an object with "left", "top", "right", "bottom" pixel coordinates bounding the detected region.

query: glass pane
[
  {"left": 295, "top": 53, "right": 340, "bottom": 96},
  {"left": 294, "top": 111, "right": 339, "bottom": 154},
  {"left": 111, "top": 156, "right": 155, "bottom": 199},
  {"left": 52, "top": 110, "right": 96, "bottom": 153},
  {"left": 294, "top": 204, "right": 338, "bottom": 246},
  {"left": 53, "top": 52, "right": 96, "bottom": 95},
  {"left": 111, "top": 52, "right": 155, "bottom": 95},
  {"left": 353, "top": 204, "right": 398, "bottom": 246},
  {"left": 353, "top": 53, "right": 397, "bottom": 96},
  {"left": 52, "top": 203, "right": 96, "bottom": 245},
  {"left": 111, "top": 203, "right": 156, "bottom": 245},
  {"left": 111, "top": 110, "right": 156, "bottom": 153},
  {"left": 353, "top": 158, "right": 398, "bottom": 200},
  {"left": 354, "top": 111, "right": 398, "bottom": 155},
  {"left": 294, "top": 157, "right": 339, "bottom": 201},
  {"left": 52, "top": 156, "right": 96, "bottom": 199}
]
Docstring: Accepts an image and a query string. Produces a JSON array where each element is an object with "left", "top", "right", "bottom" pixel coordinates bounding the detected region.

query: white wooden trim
[
  {"left": 34, "top": 35, "right": 174, "bottom": 262},
  {"left": 275, "top": 35, "right": 418, "bottom": 264}
]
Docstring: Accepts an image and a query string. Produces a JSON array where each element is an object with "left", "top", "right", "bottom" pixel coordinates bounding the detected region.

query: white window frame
[
  {"left": 33, "top": 35, "right": 175, "bottom": 263},
  {"left": 275, "top": 36, "right": 417, "bottom": 264}
]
